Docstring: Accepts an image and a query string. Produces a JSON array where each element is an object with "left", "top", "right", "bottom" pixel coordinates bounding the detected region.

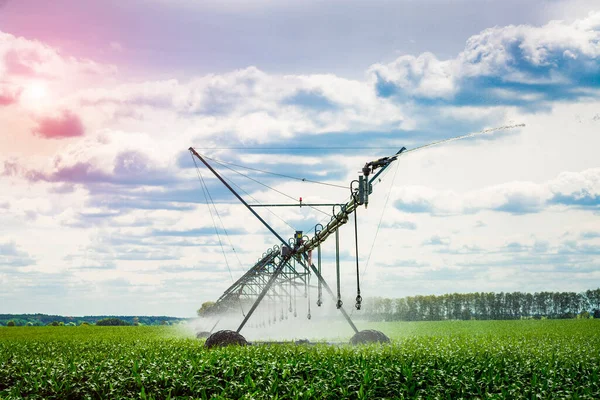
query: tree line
[
  {"left": 360, "top": 288, "right": 600, "bottom": 321},
  {"left": 0, "top": 314, "right": 189, "bottom": 327}
]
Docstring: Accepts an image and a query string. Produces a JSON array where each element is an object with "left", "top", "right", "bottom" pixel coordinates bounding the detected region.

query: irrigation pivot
[{"left": 189, "top": 123, "right": 525, "bottom": 347}]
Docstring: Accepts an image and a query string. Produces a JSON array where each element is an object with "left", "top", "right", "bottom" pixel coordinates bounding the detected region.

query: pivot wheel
[
  {"left": 349, "top": 329, "right": 391, "bottom": 345},
  {"left": 204, "top": 330, "right": 248, "bottom": 348}
]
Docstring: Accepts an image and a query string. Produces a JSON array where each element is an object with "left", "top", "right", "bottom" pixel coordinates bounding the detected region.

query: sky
[{"left": 0, "top": 0, "right": 599, "bottom": 318}]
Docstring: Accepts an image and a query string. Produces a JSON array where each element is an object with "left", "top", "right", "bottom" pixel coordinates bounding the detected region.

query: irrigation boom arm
[
  {"left": 189, "top": 122, "right": 525, "bottom": 335},
  {"left": 188, "top": 146, "right": 403, "bottom": 332},
  {"left": 297, "top": 147, "right": 406, "bottom": 255}
]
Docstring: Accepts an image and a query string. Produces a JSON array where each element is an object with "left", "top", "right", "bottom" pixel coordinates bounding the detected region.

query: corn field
[{"left": 1, "top": 320, "right": 599, "bottom": 399}]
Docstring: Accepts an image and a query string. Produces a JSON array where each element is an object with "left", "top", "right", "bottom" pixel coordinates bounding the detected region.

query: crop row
[{"left": 1, "top": 321, "right": 599, "bottom": 399}]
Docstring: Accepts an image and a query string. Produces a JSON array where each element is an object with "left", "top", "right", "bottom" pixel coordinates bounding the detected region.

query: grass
[{"left": 1, "top": 320, "right": 599, "bottom": 399}]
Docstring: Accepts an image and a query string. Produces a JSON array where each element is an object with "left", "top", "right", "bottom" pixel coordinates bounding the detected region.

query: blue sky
[{"left": 0, "top": 0, "right": 599, "bottom": 317}]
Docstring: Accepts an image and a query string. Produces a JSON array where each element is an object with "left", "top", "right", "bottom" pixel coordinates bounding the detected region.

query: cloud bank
[
  {"left": 1, "top": 11, "right": 599, "bottom": 316},
  {"left": 370, "top": 12, "right": 600, "bottom": 104}
]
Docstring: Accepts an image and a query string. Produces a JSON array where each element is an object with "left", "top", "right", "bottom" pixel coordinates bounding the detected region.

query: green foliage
[
  {"left": 0, "top": 314, "right": 187, "bottom": 327},
  {"left": 0, "top": 321, "right": 599, "bottom": 398},
  {"left": 95, "top": 318, "right": 129, "bottom": 326},
  {"left": 6, "top": 321, "right": 15, "bottom": 327},
  {"left": 363, "top": 288, "right": 600, "bottom": 321},
  {"left": 79, "top": 322, "right": 90, "bottom": 326},
  {"left": 579, "top": 311, "right": 591, "bottom": 319}
]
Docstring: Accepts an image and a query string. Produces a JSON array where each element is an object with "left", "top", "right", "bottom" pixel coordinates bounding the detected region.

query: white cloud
[
  {"left": 0, "top": 31, "right": 116, "bottom": 87},
  {"left": 71, "top": 66, "right": 405, "bottom": 144},
  {"left": 369, "top": 52, "right": 458, "bottom": 98},
  {"left": 393, "top": 167, "right": 600, "bottom": 215},
  {"left": 369, "top": 11, "right": 600, "bottom": 99},
  {"left": 0, "top": 241, "right": 35, "bottom": 267},
  {"left": 549, "top": 168, "right": 600, "bottom": 201}
]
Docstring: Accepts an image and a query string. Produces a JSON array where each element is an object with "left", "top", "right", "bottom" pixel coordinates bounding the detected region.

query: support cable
[
  {"left": 192, "top": 155, "right": 234, "bottom": 283},
  {"left": 192, "top": 156, "right": 246, "bottom": 273},
  {"left": 191, "top": 154, "right": 246, "bottom": 316},
  {"left": 202, "top": 154, "right": 332, "bottom": 218},
  {"left": 193, "top": 146, "right": 409, "bottom": 150},
  {"left": 362, "top": 153, "right": 402, "bottom": 279},
  {"left": 200, "top": 154, "right": 348, "bottom": 189},
  {"left": 217, "top": 168, "right": 297, "bottom": 232},
  {"left": 350, "top": 148, "right": 403, "bottom": 317},
  {"left": 211, "top": 156, "right": 300, "bottom": 202}
]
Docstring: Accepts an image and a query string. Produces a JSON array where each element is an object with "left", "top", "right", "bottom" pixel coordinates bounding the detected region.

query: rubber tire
[
  {"left": 204, "top": 330, "right": 248, "bottom": 348},
  {"left": 349, "top": 329, "right": 391, "bottom": 345}
]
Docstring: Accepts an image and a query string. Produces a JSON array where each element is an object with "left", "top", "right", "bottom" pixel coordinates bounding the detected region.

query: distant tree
[
  {"left": 394, "top": 298, "right": 409, "bottom": 320},
  {"left": 586, "top": 289, "right": 600, "bottom": 312},
  {"left": 7, "top": 320, "right": 15, "bottom": 327},
  {"left": 48, "top": 321, "right": 60, "bottom": 326},
  {"left": 133, "top": 317, "right": 140, "bottom": 326},
  {"left": 579, "top": 311, "right": 591, "bottom": 319},
  {"left": 58, "top": 322, "right": 65, "bottom": 326},
  {"left": 197, "top": 301, "right": 216, "bottom": 317},
  {"left": 80, "top": 322, "right": 90, "bottom": 326},
  {"left": 381, "top": 298, "right": 394, "bottom": 320},
  {"left": 26, "top": 322, "right": 33, "bottom": 326},
  {"left": 96, "top": 318, "right": 129, "bottom": 326},
  {"left": 66, "top": 322, "right": 76, "bottom": 326},
  {"left": 160, "top": 320, "right": 168, "bottom": 325},
  {"left": 406, "top": 297, "right": 419, "bottom": 321}
]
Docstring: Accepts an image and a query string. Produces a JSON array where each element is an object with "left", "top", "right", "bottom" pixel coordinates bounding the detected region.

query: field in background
[{"left": 1, "top": 320, "right": 599, "bottom": 399}]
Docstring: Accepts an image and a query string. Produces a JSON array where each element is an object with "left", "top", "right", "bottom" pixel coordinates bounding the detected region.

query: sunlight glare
[{"left": 22, "top": 81, "right": 49, "bottom": 108}]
